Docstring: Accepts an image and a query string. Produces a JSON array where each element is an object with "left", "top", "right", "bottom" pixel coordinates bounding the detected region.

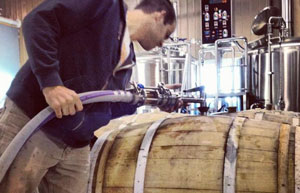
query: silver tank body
[{"left": 248, "top": 41, "right": 300, "bottom": 111}]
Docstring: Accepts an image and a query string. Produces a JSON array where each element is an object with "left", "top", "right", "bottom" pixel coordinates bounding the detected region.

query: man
[{"left": 0, "top": 0, "right": 176, "bottom": 192}]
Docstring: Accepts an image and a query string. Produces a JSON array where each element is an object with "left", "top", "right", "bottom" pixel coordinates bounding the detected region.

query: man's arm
[{"left": 22, "top": 0, "right": 113, "bottom": 118}]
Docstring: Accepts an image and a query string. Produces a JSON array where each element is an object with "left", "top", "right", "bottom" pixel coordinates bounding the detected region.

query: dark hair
[{"left": 135, "top": 0, "right": 176, "bottom": 25}]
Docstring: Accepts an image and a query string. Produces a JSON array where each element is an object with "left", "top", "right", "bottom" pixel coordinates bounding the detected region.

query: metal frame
[
  {"left": 159, "top": 42, "right": 192, "bottom": 89},
  {"left": 135, "top": 42, "right": 192, "bottom": 89},
  {"left": 214, "top": 36, "right": 248, "bottom": 111}
]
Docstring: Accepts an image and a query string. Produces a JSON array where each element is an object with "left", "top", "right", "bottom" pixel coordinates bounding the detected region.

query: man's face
[{"left": 138, "top": 13, "right": 176, "bottom": 51}]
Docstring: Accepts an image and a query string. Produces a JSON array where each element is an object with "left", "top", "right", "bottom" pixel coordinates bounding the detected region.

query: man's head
[{"left": 127, "top": 0, "right": 176, "bottom": 51}]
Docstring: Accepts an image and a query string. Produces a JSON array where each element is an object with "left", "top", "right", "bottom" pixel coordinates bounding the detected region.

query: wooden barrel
[
  {"left": 238, "top": 109, "right": 300, "bottom": 125},
  {"left": 90, "top": 112, "right": 300, "bottom": 193},
  {"left": 237, "top": 109, "right": 300, "bottom": 193}
]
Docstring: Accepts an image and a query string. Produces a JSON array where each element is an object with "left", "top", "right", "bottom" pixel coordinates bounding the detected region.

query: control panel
[{"left": 201, "top": 0, "right": 232, "bottom": 44}]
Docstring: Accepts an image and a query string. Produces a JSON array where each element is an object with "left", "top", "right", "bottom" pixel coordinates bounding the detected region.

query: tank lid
[{"left": 251, "top": 6, "right": 281, "bottom": 36}]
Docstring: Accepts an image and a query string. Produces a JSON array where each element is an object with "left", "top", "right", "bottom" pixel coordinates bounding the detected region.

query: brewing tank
[{"left": 248, "top": 39, "right": 300, "bottom": 111}]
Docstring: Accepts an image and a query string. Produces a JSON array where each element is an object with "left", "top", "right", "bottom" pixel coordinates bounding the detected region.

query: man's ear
[
  {"left": 160, "top": 10, "right": 167, "bottom": 18},
  {"left": 154, "top": 10, "right": 166, "bottom": 22}
]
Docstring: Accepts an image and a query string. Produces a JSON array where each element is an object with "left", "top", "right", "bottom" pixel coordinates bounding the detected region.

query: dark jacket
[{"left": 6, "top": 0, "right": 137, "bottom": 147}]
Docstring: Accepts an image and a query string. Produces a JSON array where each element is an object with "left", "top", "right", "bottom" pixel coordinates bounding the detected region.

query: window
[{"left": 0, "top": 23, "right": 20, "bottom": 107}]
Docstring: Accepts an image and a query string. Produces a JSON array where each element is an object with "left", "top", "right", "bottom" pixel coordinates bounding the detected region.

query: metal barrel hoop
[
  {"left": 223, "top": 117, "right": 246, "bottom": 193},
  {"left": 134, "top": 118, "right": 169, "bottom": 193}
]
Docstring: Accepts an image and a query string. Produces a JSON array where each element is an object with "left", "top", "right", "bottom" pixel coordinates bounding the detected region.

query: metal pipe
[
  {"left": 161, "top": 69, "right": 184, "bottom": 72},
  {"left": 267, "top": 20, "right": 273, "bottom": 105},
  {"left": 186, "top": 44, "right": 192, "bottom": 90},
  {"left": 159, "top": 51, "right": 164, "bottom": 82},
  {"left": 243, "top": 38, "right": 248, "bottom": 110},
  {"left": 198, "top": 48, "right": 204, "bottom": 88},
  {"left": 231, "top": 46, "right": 235, "bottom": 93},
  {"left": 281, "top": 0, "right": 292, "bottom": 36},
  {"left": 172, "top": 0, "right": 178, "bottom": 39},
  {"left": 179, "top": 43, "right": 192, "bottom": 93},
  {"left": 267, "top": 16, "right": 283, "bottom": 106},
  {"left": 214, "top": 36, "right": 248, "bottom": 43},
  {"left": 167, "top": 48, "right": 172, "bottom": 84},
  {"left": 215, "top": 41, "right": 221, "bottom": 112},
  {"left": 163, "top": 42, "right": 190, "bottom": 47}
]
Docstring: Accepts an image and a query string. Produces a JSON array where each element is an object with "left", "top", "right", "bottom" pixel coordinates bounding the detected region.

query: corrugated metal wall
[
  {"left": 233, "top": 0, "right": 270, "bottom": 41},
  {"left": 0, "top": 0, "right": 271, "bottom": 63},
  {"left": 0, "top": 0, "right": 42, "bottom": 20}
]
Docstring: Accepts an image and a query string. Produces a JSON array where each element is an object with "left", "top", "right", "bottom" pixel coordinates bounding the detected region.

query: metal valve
[{"left": 127, "top": 82, "right": 206, "bottom": 111}]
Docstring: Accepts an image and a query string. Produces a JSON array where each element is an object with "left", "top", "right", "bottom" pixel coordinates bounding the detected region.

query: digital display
[
  {"left": 209, "top": 0, "right": 227, "bottom": 4},
  {"left": 202, "top": 0, "right": 231, "bottom": 44}
]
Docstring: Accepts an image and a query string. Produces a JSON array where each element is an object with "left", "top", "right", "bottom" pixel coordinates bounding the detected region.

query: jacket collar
[{"left": 119, "top": 0, "right": 127, "bottom": 24}]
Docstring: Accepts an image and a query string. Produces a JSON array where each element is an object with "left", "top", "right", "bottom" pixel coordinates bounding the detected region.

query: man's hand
[{"left": 42, "top": 86, "right": 83, "bottom": 118}]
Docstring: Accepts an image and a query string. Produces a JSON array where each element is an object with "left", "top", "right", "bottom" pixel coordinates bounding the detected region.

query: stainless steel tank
[
  {"left": 248, "top": 38, "right": 300, "bottom": 111},
  {"left": 132, "top": 51, "right": 186, "bottom": 87}
]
